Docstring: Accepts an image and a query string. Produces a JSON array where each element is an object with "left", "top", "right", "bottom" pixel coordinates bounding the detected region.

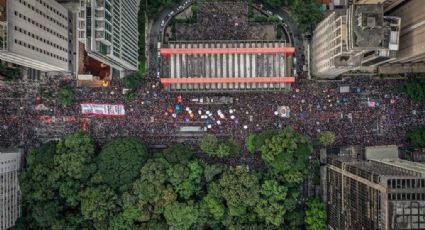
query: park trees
[
  {"left": 402, "top": 78, "right": 425, "bottom": 105},
  {"left": 57, "top": 85, "right": 74, "bottom": 107},
  {"left": 260, "top": 127, "right": 313, "bottom": 184},
  {"left": 20, "top": 128, "right": 314, "bottom": 229},
  {"left": 97, "top": 137, "right": 148, "bottom": 188},
  {"left": 218, "top": 166, "right": 260, "bottom": 217},
  {"left": 318, "top": 131, "right": 336, "bottom": 146},
  {"left": 305, "top": 197, "right": 326, "bottom": 230},
  {"left": 200, "top": 134, "right": 240, "bottom": 158},
  {"left": 407, "top": 126, "right": 425, "bottom": 148}
]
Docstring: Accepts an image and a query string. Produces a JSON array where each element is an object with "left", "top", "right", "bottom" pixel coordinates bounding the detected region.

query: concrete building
[
  {"left": 311, "top": 4, "right": 400, "bottom": 78},
  {"left": 76, "top": 0, "right": 139, "bottom": 76},
  {"left": 0, "top": 149, "right": 22, "bottom": 230},
  {"left": 387, "top": 0, "right": 425, "bottom": 64},
  {"left": 159, "top": 41, "right": 295, "bottom": 92},
  {"left": 352, "top": 0, "right": 406, "bottom": 12},
  {"left": 0, "top": 0, "right": 71, "bottom": 72},
  {"left": 322, "top": 146, "right": 425, "bottom": 230}
]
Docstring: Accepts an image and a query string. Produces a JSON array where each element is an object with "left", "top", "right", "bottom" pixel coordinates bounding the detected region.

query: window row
[
  {"left": 14, "top": 39, "right": 68, "bottom": 62},
  {"left": 17, "top": 0, "right": 67, "bottom": 30},
  {"left": 14, "top": 26, "right": 68, "bottom": 53},
  {"left": 34, "top": 0, "right": 67, "bottom": 20},
  {"left": 14, "top": 11, "right": 67, "bottom": 42}
]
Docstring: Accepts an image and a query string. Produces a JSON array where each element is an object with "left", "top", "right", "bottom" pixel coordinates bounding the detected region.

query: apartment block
[
  {"left": 0, "top": 0, "right": 71, "bottom": 72},
  {"left": 77, "top": 0, "right": 139, "bottom": 73},
  {"left": 312, "top": 4, "right": 400, "bottom": 78},
  {"left": 0, "top": 149, "right": 22, "bottom": 230},
  {"left": 352, "top": 0, "right": 406, "bottom": 12},
  {"left": 323, "top": 146, "right": 425, "bottom": 230}
]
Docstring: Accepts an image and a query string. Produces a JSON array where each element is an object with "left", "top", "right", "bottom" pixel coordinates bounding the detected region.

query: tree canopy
[
  {"left": 318, "top": 131, "right": 336, "bottom": 146},
  {"left": 305, "top": 197, "right": 326, "bottom": 230},
  {"left": 407, "top": 126, "right": 425, "bottom": 148},
  {"left": 20, "top": 128, "right": 312, "bottom": 229},
  {"left": 97, "top": 137, "right": 148, "bottom": 188},
  {"left": 57, "top": 85, "right": 75, "bottom": 107},
  {"left": 260, "top": 127, "right": 313, "bottom": 184}
]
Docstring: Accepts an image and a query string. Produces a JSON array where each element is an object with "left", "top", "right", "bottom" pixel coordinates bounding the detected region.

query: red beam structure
[
  {"left": 160, "top": 77, "right": 295, "bottom": 86},
  {"left": 160, "top": 47, "right": 295, "bottom": 56}
]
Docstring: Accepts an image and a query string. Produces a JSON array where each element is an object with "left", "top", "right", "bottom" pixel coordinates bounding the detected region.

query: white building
[
  {"left": 311, "top": 4, "right": 401, "bottom": 78},
  {"left": 0, "top": 149, "right": 22, "bottom": 230},
  {"left": 77, "top": 0, "right": 139, "bottom": 72},
  {"left": 0, "top": 0, "right": 71, "bottom": 72}
]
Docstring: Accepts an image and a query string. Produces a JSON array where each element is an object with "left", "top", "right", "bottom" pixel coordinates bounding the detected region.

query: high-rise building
[
  {"left": 77, "top": 0, "right": 139, "bottom": 73},
  {"left": 0, "top": 149, "right": 22, "bottom": 230},
  {"left": 352, "top": 0, "right": 406, "bottom": 12},
  {"left": 388, "top": 0, "right": 425, "bottom": 64},
  {"left": 311, "top": 4, "right": 401, "bottom": 78},
  {"left": 0, "top": 0, "right": 71, "bottom": 72},
  {"left": 323, "top": 148, "right": 425, "bottom": 230}
]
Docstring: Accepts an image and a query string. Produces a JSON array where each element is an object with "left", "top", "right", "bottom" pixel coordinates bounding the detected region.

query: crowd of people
[{"left": 1, "top": 70, "right": 424, "bottom": 155}]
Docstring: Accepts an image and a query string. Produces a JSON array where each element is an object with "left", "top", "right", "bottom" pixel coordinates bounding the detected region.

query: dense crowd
[
  {"left": 176, "top": 1, "right": 273, "bottom": 41},
  {"left": 1, "top": 71, "right": 424, "bottom": 155}
]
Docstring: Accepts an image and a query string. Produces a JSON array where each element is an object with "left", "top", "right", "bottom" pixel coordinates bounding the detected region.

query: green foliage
[
  {"left": 97, "top": 137, "right": 148, "bottom": 188},
  {"left": 57, "top": 85, "right": 74, "bottom": 107},
  {"left": 0, "top": 62, "right": 21, "bottom": 81},
  {"left": 290, "top": 0, "right": 323, "bottom": 33},
  {"left": 305, "top": 197, "right": 326, "bottom": 230},
  {"left": 21, "top": 129, "right": 313, "bottom": 229},
  {"left": 245, "top": 130, "right": 277, "bottom": 154},
  {"left": 219, "top": 166, "right": 260, "bottom": 217},
  {"left": 318, "top": 131, "right": 336, "bottom": 146},
  {"left": 200, "top": 134, "right": 219, "bottom": 155},
  {"left": 164, "top": 202, "right": 199, "bottom": 230},
  {"left": 407, "top": 126, "right": 425, "bottom": 148},
  {"left": 161, "top": 143, "right": 194, "bottom": 164},
  {"left": 123, "top": 72, "right": 144, "bottom": 91},
  {"left": 260, "top": 127, "right": 313, "bottom": 184},
  {"left": 80, "top": 186, "right": 118, "bottom": 222},
  {"left": 402, "top": 78, "right": 425, "bottom": 105},
  {"left": 255, "top": 180, "right": 288, "bottom": 226},
  {"left": 203, "top": 195, "right": 225, "bottom": 220}
]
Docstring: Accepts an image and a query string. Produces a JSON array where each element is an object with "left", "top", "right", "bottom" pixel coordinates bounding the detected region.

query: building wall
[
  {"left": 389, "top": 0, "right": 425, "bottom": 63},
  {"left": 0, "top": 149, "right": 22, "bottom": 230},
  {"left": 312, "top": 11, "right": 352, "bottom": 78},
  {"left": 0, "top": 0, "right": 70, "bottom": 71},
  {"left": 83, "top": 0, "right": 139, "bottom": 72}
]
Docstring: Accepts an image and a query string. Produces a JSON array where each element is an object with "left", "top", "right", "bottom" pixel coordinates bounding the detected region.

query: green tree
[
  {"left": 305, "top": 197, "right": 326, "bottom": 230},
  {"left": 161, "top": 143, "right": 194, "bottom": 164},
  {"left": 318, "top": 131, "right": 336, "bottom": 146},
  {"left": 80, "top": 186, "right": 118, "bottom": 223},
  {"left": 255, "top": 180, "right": 288, "bottom": 226},
  {"left": 97, "top": 137, "right": 148, "bottom": 188},
  {"left": 53, "top": 132, "right": 96, "bottom": 206},
  {"left": 167, "top": 161, "right": 203, "bottom": 200},
  {"left": 200, "top": 134, "right": 218, "bottom": 155},
  {"left": 164, "top": 202, "right": 198, "bottom": 230},
  {"left": 219, "top": 166, "right": 260, "bottom": 217},
  {"left": 402, "top": 78, "right": 425, "bottom": 104},
  {"left": 408, "top": 126, "right": 425, "bottom": 147},
  {"left": 260, "top": 127, "right": 312, "bottom": 184},
  {"left": 57, "top": 85, "right": 74, "bottom": 107},
  {"left": 203, "top": 194, "right": 225, "bottom": 220},
  {"left": 133, "top": 158, "right": 176, "bottom": 220},
  {"left": 290, "top": 0, "right": 323, "bottom": 33}
]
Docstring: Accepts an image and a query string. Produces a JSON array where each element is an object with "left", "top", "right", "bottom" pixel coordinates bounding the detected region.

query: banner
[{"left": 81, "top": 103, "right": 125, "bottom": 116}]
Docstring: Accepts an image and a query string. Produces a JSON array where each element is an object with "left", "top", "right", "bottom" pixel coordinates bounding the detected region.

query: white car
[
  {"left": 160, "top": 20, "right": 164, "bottom": 27},
  {"left": 266, "top": 10, "right": 272, "bottom": 15},
  {"left": 277, "top": 16, "right": 283, "bottom": 21},
  {"left": 170, "top": 11, "right": 175, "bottom": 15}
]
